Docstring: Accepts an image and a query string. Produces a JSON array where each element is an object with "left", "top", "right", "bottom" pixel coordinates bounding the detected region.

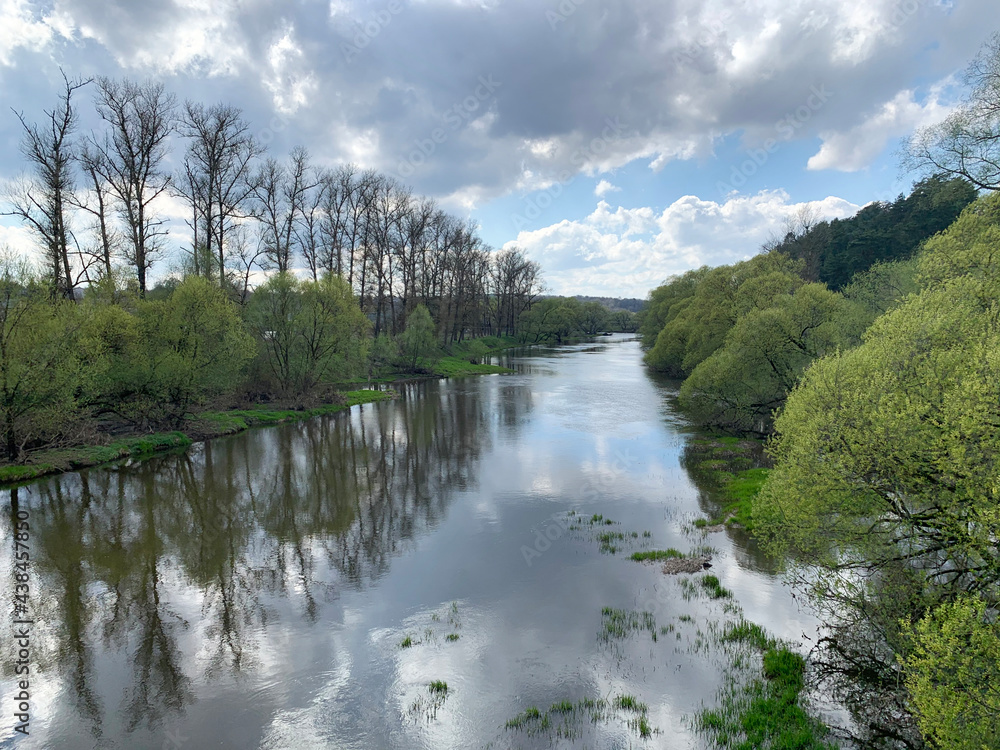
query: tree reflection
[{"left": 9, "top": 377, "right": 527, "bottom": 743}]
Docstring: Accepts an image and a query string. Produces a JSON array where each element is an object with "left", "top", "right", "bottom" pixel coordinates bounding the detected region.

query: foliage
[
  {"left": 369, "top": 332, "right": 398, "bottom": 376},
  {"left": 644, "top": 253, "right": 804, "bottom": 376},
  {"left": 754, "top": 193, "right": 1000, "bottom": 748},
  {"left": 0, "top": 263, "right": 81, "bottom": 458},
  {"left": 774, "top": 174, "right": 977, "bottom": 289},
  {"left": 246, "top": 272, "right": 369, "bottom": 396},
  {"left": 679, "top": 283, "right": 861, "bottom": 432},
  {"left": 397, "top": 304, "right": 439, "bottom": 371},
  {"left": 903, "top": 596, "right": 1000, "bottom": 750}
]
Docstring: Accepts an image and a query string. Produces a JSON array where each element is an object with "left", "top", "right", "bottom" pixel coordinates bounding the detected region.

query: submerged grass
[
  {"left": 699, "top": 574, "right": 733, "bottom": 600},
  {"left": 505, "top": 694, "right": 658, "bottom": 740},
  {"left": 600, "top": 607, "right": 658, "bottom": 642},
  {"left": 697, "top": 646, "right": 836, "bottom": 750},
  {"left": 698, "top": 610, "right": 836, "bottom": 750},
  {"left": 685, "top": 435, "right": 771, "bottom": 530}
]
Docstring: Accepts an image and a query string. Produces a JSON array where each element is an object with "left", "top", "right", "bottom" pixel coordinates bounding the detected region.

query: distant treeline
[
  {"left": 572, "top": 295, "right": 646, "bottom": 313},
  {"left": 2, "top": 73, "right": 547, "bottom": 343}
]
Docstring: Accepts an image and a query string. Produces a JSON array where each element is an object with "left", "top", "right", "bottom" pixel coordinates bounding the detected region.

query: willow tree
[{"left": 754, "top": 194, "right": 1000, "bottom": 747}]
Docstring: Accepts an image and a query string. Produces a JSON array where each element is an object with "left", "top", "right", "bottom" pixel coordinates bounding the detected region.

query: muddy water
[{"left": 0, "top": 336, "right": 819, "bottom": 749}]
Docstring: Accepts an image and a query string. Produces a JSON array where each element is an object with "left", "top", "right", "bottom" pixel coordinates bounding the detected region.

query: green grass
[
  {"left": 445, "top": 633, "right": 460, "bottom": 642},
  {"left": 719, "top": 619, "right": 775, "bottom": 651},
  {"left": 614, "top": 695, "right": 648, "bottom": 712},
  {"left": 600, "top": 607, "right": 658, "bottom": 642},
  {"left": 400, "top": 636, "right": 414, "bottom": 648},
  {"left": 0, "top": 431, "right": 193, "bottom": 485},
  {"left": 506, "top": 695, "right": 658, "bottom": 739},
  {"left": 686, "top": 435, "right": 771, "bottom": 531},
  {"left": 431, "top": 356, "right": 513, "bottom": 378},
  {"left": 428, "top": 680, "right": 448, "bottom": 694},
  {"left": 699, "top": 574, "right": 733, "bottom": 600},
  {"left": 697, "top": 646, "right": 836, "bottom": 750},
  {"left": 630, "top": 548, "right": 686, "bottom": 562}
]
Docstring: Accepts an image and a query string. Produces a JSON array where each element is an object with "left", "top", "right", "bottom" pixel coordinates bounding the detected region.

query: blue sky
[{"left": 0, "top": 0, "right": 993, "bottom": 297}]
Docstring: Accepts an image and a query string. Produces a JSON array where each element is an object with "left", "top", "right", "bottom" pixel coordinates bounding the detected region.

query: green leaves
[
  {"left": 246, "top": 272, "right": 369, "bottom": 396},
  {"left": 755, "top": 193, "right": 1000, "bottom": 747},
  {"left": 904, "top": 596, "right": 1000, "bottom": 750}
]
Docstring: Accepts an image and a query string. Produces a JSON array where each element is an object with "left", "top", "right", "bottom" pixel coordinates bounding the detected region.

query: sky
[{"left": 0, "top": 0, "right": 994, "bottom": 298}]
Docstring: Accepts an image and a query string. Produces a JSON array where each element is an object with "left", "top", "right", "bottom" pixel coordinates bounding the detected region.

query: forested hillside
[{"left": 639, "top": 174, "right": 976, "bottom": 433}]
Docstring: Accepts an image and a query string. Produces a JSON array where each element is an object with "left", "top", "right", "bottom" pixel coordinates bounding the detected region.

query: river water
[{"left": 1, "top": 336, "right": 819, "bottom": 750}]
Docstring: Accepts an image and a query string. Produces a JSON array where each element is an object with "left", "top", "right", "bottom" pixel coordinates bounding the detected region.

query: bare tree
[
  {"left": 90, "top": 77, "right": 176, "bottom": 297},
  {"left": 74, "top": 144, "right": 119, "bottom": 279},
  {"left": 178, "top": 102, "right": 264, "bottom": 289},
  {"left": 903, "top": 33, "right": 1000, "bottom": 190},
  {"left": 2, "top": 71, "right": 92, "bottom": 298},
  {"left": 252, "top": 146, "right": 315, "bottom": 273}
]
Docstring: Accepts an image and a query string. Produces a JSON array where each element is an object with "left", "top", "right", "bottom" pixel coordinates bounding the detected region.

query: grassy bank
[
  {"left": 684, "top": 435, "right": 770, "bottom": 530},
  {"left": 431, "top": 356, "right": 513, "bottom": 378},
  {"left": 0, "top": 389, "right": 394, "bottom": 487},
  {"left": 699, "top": 620, "right": 836, "bottom": 749}
]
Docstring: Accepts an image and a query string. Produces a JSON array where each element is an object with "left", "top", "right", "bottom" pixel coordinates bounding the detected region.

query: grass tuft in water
[
  {"left": 600, "top": 607, "right": 658, "bottom": 642},
  {"left": 699, "top": 574, "right": 733, "bottom": 599},
  {"left": 630, "top": 548, "right": 685, "bottom": 562}
]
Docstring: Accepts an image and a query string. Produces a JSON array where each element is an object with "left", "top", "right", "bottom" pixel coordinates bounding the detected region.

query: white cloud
[
  {"left": 69, "top": 0, "right": 248, "bottom": 76},
  {"left": 0, "top": 0, "right": 61, "bottom": 65},
  {"left": 507, "top": 191, "right": 860, "bottom": 298},
  {"left": 807, "top": 85, "right": 956, "bottom": 171},
  {"left": 594, "top": 179, "right": 621, "bottom": 198}
]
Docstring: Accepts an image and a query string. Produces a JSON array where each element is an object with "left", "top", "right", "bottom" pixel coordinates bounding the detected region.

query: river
[{"left": 0, "top": 336, "right": 820, "bottom": 749}]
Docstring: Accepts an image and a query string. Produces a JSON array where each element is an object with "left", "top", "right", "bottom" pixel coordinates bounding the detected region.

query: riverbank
[
  {"left": 684, "top": 434, "right": 771, "bottom": 530},
  {"left": 0, "top": 348, "right": 519, "bottom": 487},
  {"left": 0, "top": 390, "right": 396, "bottom": 487}
]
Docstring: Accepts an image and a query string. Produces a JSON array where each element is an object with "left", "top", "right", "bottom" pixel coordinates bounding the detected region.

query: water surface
[{"left": 0, "top": 337, "right": 817, "bottom": 749}]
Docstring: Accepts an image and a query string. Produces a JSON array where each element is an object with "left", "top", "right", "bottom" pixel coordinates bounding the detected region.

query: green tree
[
  {"left": 369, "top": 333, "right": 398, "bottom": 377},
  {"left": 904, "top": 596, "right": 1000, "bottom": 750},
  {"left": 138, "top": 276, "right": 254, "bottom": 424},
  {"left": 0, "top": 259, "right": 80, "bottom": 458},
  {"left": 398, "top": 304, "right": 438, "bottom": 371},
  {"left": 679, "top": 283, "right": 860, "bottom": 433},
  {"left": 247, "top": 272, "right": 368, "bottom": 396},
  {"left": 578, "top": 301, "right": 609, "bottom": 335},
  {"left": 754, "top": 193, "right": 1000, "bottom": 747},
  {"left": 645, "top": 254, "right": 804, "bottom": 376}
]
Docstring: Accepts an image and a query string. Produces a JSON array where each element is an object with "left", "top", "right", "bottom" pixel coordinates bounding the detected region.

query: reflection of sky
[{"left": 0, "top": 338, "right": 821, "bottom": 750}]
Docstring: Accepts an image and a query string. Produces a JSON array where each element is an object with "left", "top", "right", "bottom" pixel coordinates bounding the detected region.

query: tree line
[
  {"left": 640, "top": 174, "right": 976, "bottom": 434},
  {"left": 639, "top": 33, "right": 1000, "bottom": 749},
  {"left": 1, "top": 72, "right": 544, "bottom": 343}
]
